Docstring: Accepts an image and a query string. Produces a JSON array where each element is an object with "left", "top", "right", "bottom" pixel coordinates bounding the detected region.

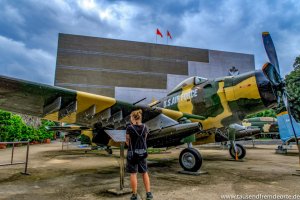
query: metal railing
[{"left": 0, "top": 141, "right": 30, "bottom": 175}]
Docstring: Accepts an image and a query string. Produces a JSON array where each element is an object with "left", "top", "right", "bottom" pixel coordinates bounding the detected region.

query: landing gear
[
  {"left": 105, "top": 146, "right": 113, "bottom": 154},
  {"left": 179, "top": 148, "right": 202, "bottom": 172},
  {"left": 229, "top": 143, "right": 246, "bottom": 160}
]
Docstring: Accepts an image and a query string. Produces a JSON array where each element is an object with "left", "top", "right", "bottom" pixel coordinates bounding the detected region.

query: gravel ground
[{"left": 0, "top": 141, "right": 300, "bottom": 200}]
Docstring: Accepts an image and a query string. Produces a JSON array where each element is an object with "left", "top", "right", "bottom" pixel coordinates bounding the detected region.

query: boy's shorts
[{"left": 126, "top": 157, "right": 148, "bottom": 173}]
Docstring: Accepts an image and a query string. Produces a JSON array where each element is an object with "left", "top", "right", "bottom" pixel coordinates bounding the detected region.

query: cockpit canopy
[{"left": 168, "top": 76, "right": 208, "bottom": 96}]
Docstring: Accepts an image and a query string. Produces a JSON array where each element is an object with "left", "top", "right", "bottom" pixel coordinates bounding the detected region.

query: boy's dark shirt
[{"left": 126, "top": 124, "right": 148, "bottom": 151}]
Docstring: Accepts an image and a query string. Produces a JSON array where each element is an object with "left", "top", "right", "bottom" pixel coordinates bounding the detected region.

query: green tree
[
  {"left": 0, "top": 109, "right": 56, "bottom": 142},
  {"left": 38, "top": 120, "right": 55, "bottom": 140},
  {"left": 285, "top": 55, "right": 300, "bottom": 122},
  {"left": 293, "top": 55, "right": 300, "bottom": 70},
  {"left": 0, "top": 110, "right": 26, "bottom": 142}
]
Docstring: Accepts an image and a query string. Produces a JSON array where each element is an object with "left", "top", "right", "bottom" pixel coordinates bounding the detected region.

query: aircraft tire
[
  {"left": 229, "top": 143, "right": 246, "bottom": 159},
  {"left": 106, "top": 148, "right": 113, "bottom": 154},
  {"left": 179, "top": 148, "right": 202, "bottom": 172}
]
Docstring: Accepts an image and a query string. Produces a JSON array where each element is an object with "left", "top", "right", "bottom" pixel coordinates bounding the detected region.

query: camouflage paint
[{"left": 156, "top": 71, "right": 276, "bottom": 133}]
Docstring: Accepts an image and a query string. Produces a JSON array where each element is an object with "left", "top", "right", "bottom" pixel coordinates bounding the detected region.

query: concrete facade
[
  {"left": 55, "top": 33, "right": 255, "bottom": 103},
  {"left": 188, "top": 50, "right": 255, "bottom": 78}
]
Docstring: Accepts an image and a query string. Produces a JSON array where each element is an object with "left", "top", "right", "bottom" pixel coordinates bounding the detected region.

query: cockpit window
[
  {"left": 167, "top": 76, "right": 207, "bottom": 96},
  {"left": 168, "top": 77, "right": 194, "bottom": 96},
  {"left": 194, "top": 77, "right": 208, "bottom": 85}
]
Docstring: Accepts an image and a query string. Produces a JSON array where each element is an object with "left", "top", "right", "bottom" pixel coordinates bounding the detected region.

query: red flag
[
  {"left": 167, "top": 30, "right": 172, "bottom": 39},
  {"left": 156, "top": 28, "right": 163, "bottom": 38}
]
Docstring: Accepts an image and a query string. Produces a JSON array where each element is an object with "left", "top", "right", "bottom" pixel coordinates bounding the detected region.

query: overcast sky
[{"left": 0, "top": 0, "right": 299, "bottom": 85}]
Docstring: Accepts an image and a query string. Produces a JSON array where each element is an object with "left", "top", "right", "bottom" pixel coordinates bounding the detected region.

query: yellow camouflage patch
[
  {"left": 177, "top": 85, "right": 195, "bottom": 114},
  {"left": 224, "top": 76, "right": 260, "bottom": 101},
  {"left": 190, "top": 81, "right": 232, "bottom": 130}
]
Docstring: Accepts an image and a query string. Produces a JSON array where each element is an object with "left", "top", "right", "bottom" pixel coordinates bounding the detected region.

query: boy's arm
[
  {"left": 145, "top": 126, "right": 149, "bottom": 139},
  {"left": 126, "top": 133, "right": 130, "bottom": 146}
]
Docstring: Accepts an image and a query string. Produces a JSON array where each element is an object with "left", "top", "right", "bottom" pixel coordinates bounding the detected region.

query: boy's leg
[
  {"left": 138, "top": 159, "right": 150, "bottom": 192},
  {"left": 130, "top": 173, "right": 138, "bottom": 194},
  {"left": 142, "top": 172, "right": 150, "bottom": 193}
]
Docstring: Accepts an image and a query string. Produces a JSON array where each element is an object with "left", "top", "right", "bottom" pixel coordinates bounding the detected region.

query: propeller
[{"left": 261, "top": 32, "right": 300, "bottom": 166}]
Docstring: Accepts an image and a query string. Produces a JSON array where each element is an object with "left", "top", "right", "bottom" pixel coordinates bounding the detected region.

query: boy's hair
[{"left": 131, "top": 109, "right": 142, "bottom": 121}]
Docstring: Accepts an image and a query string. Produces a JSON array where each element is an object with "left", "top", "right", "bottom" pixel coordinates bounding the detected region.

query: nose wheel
[
  {"left": 179, "top": 148, "right": 202, "bottom": 172},
  {"left": 229, "top": 143, "right": 246, "bottom": 160}
]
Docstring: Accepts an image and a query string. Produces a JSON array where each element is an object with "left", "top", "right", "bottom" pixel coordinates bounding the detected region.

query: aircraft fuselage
[{"left": 156, "top": 70, "right": 277, "bottom": 131}]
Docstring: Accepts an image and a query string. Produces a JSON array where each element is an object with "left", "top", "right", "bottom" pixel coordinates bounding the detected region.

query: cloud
[
  {"left": 173, "top": 0, "right": 300, "bottom": 75},
  {"left": 0, "top": 35, "right": 55, "bottom": 84},
  {"left": 0, "top": 0, "right": 299, "bottom": 84},
  {"left": 1, "top": 4, "right": 25, "bottom": 25}
]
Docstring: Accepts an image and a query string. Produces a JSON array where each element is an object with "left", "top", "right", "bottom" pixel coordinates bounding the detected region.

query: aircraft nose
[{"left": 255, "top": 71, "right": 277, "bottom": 108}]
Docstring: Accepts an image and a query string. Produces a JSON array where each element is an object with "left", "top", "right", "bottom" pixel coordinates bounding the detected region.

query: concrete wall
[
  {"left": 115, "top": 87, "right": 168, "bottom": 104},
  {"left": 55, "top": 33, "right": 255, "bottom": 101},
  {"left": 55, "top": 33, "right": 209, "bottom": 97},
  {"left": 115, "top": 74, "right": 190, "bottom": 104},
  {"left": 188, "top": 50, "right": 255, "bottom": 78}
]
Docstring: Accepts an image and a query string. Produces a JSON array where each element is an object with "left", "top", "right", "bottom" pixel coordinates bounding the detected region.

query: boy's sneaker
[
  {"left": 146, "top": 192, "right": 153, "bottom": 200},
  {"left": 130, "top": 193, "right": 139, "bottom": 200}
]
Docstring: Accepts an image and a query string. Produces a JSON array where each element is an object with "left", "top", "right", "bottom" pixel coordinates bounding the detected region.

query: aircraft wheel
[
  {"left": 106, "top": 148, "right": 113, "bottom": 154},
  {"left": 179, "top": 148, "right": 202, "bottom": 172},
  {"left": 229, "top": 143, "right": 246, "bottom": 159}
]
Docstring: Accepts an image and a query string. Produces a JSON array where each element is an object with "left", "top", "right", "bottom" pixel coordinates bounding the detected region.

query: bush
[{"left": 0, "top": 109, "right": 55, "bottom": 142}]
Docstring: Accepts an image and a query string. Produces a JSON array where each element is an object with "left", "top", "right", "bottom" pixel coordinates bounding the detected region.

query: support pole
[
  {"left": 106, "top": 129, "right": 131, "bottom": 195},
  {"left": 21, "top": 141, "right": 30, "bottom": 175},
  {"left": 0, "top": 141, "right": 31, "bottom": 175},
  {"left": 252, "top": 139, "right": 255, "bottom": 148},
  {"left": 120, "top": 142, "right": 125, "bottom": 190},
  {"left": 11, "top": 142, "right": 15, "bottom": 164},
  {"left": 297, "top": 143, "right": 300, "bottom": 167}
]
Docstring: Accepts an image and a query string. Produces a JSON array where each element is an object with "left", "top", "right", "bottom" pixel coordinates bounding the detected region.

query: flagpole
[
  {"left": 167, "top": 36, "right": 168, "bottom": 45},
  {"left": 156, "top": 34, "right": 157, "bottom": 44}
]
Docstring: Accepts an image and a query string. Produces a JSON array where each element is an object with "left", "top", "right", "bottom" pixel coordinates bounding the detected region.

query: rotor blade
[
  {"left": 262, "top": 62, "right": 282, "bottom": 86},
  {"left": 262, "top": 32, "right": 281, "bottom": 75},
  {"left": 282, "top": 91, "right": 299, "bottom": 145}
]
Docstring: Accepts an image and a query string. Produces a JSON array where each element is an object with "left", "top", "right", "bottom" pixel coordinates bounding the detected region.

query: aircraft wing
[
  {"left": 46, "top": 126, "right": 92, "bottom": 131},
  {"left": 0, "top": 75, "right": 203, "bottom": 131}
]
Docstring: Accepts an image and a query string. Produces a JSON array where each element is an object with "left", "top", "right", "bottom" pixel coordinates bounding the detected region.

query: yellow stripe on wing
[
  {"left": 44, "top": 112, "right": 59, "bottom": 121},
  {"left": 45, "top": 91, "right": 117, "bottom": 123},
  {"left": 76, "top": 91, "right": 116, "bottom": 113},
  {"left": 161, "top": 108, "right": 184, "bottom": 120}
]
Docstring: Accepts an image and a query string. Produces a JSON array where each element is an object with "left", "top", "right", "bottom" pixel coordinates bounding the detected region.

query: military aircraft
[
  {"left": 242, "top": 117, "right": 279, "bottom": 138},
  {"left": 0, "top": 32, "right": 287, "bottom": 172},
  {"left": 274, "top": 113, "right": 300, "bottom": 154}
]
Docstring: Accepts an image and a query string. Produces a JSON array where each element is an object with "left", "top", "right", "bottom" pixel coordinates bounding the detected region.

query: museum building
[{"left": 55, "top": 33, "right": 255, "bottom": 103}]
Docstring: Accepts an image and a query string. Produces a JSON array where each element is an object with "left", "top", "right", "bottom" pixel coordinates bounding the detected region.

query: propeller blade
[
  {"left": 262, "top": 32, "right": 300, "bottom": 166},
  {"left": 262, "top": 62, "right": 282, "bottom": 86},
  {"left": 262, "top": 32, "right": 281, "bottom": 76}
]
